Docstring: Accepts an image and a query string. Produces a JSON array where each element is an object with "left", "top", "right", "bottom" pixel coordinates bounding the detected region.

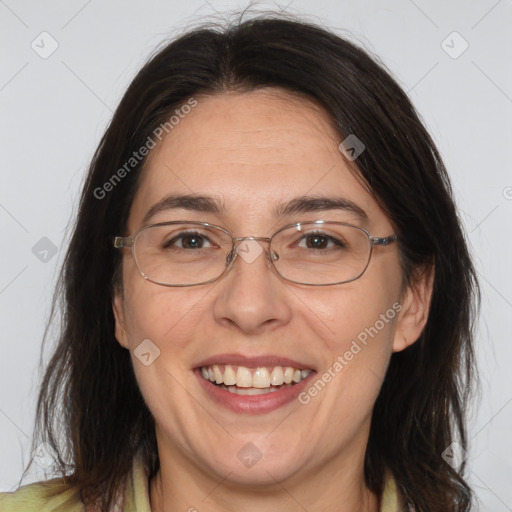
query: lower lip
[{"left": 194, "top": 368, "right": 316, "bottom": 414}]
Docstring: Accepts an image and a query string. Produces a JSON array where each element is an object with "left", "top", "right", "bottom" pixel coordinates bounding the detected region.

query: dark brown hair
[{"left": 25, "top": 11, "right": 479, "bottom": 512}]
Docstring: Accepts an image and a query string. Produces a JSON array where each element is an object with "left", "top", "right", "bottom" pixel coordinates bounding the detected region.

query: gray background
[{"left": 1, "top": 0, "right": 511, "bottom": 510}]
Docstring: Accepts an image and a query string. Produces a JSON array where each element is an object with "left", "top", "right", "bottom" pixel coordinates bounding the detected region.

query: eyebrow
[
  {"left": 142, "top": 193, "right": 369, "bottom": 225},
  {"left": 142, "top": 194, "right": 225, "bottom": 224}
]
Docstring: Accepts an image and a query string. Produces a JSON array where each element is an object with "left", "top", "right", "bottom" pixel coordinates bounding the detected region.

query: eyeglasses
[{"left": 113, "top": 220, "right": 397, "bottom": 287}]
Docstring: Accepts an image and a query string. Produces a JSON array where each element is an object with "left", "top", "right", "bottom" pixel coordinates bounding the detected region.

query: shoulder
[
  {"left": 0, "top": 477, "right": 83, "bottom": 512},
  {"left": 0, "top": 454, "right": 150, "bottom": 512},
  {"left": 381, "top": 468, "right": 405, "bottom": 512}
]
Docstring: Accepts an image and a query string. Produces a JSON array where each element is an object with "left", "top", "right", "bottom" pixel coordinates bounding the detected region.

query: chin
[{"left": 198, "top": 442, "right": 306, "bottom": 486}]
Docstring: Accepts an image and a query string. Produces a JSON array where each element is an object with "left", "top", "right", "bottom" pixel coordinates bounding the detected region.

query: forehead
[{"left": 128, "top": 89, "right": 389, "bottom": 233}]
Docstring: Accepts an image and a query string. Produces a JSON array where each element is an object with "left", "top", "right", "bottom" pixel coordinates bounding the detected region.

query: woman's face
[{"left": 113, "top": 89, "right": 428, "bottom": 488}]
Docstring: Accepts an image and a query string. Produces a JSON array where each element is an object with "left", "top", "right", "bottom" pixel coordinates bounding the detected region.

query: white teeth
[
  {"left": 213, "top": 365, "right": 223, "bottom": 384},
  {"left": 200, "top": 364, "right": 313, "bottom": 389},
  {"left": 219, "top": 384, "right": 293, "bottom": 395},
  {"left": 283, "top": 367, "right": 294, "bottom": 384},
  {"left": 236, "top": 366, "right": 253, "bottom": 388},
  {"left": 223, "top": 364, "right": 237, "bottom": 386},
  {"left": 234, "top": 387, "right": 268, "bottom": 395},
  {"left": 253, "top": 367, "right": 271, "bottom": 388},
  {"left": 270, "top": 366, "right": 284, "bottom": 386}
]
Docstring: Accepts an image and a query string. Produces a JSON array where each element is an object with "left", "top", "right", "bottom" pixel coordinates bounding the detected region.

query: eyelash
[{"left": 162, "top": 231, "right": 346, "bottom": 251}]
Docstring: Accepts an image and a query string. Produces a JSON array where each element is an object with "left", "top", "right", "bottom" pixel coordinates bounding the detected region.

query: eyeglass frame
[{"left": 113, "top": 220, "right": 398, "bottom": 287}]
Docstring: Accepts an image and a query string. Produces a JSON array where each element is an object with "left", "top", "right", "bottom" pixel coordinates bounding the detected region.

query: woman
[{"left": 0, "top": 12, "right": 479, "bottom": 512}]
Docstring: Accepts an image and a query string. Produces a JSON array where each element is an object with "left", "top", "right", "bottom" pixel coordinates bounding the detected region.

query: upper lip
[{"left": 194, "top": 353, "right": 316, "bottom": 371}]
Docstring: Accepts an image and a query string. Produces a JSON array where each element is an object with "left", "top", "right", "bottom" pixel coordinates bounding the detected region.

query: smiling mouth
[{"left": 199, "top": 364, "right": 314, "bottom": 395}]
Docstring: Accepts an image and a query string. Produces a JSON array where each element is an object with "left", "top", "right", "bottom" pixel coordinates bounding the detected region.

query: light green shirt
[{"left": 0, "top": 456, "right": 402, "bottom": 511}]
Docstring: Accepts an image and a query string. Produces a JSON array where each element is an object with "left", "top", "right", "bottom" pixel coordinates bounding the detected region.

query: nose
[
  {"left": 226, "top": 237, "right": 276, "bottom": 266},
  {"left": 212, "top": 237, "right": 292, "bottom": 334}
]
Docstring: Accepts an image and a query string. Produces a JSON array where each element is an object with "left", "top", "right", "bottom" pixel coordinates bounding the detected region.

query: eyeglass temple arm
[
  {"left": 113, "top": 236, "right": 134, "bottom": 248},
  {"left": 370, "top": 235, "right": 398, "bottom": 247}
]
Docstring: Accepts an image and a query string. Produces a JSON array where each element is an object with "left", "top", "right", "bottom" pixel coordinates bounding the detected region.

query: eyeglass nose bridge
[{"left": 226, "top": 236, "right": 279, "bottom": 265}]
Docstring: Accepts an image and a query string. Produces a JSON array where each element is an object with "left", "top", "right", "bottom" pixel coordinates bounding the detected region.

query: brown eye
[
  {"left": 163, "top": 231, "right": 214, "bottom": 250},
  {"left": 298, "top": 233, "right": 346, "bottom": 250},
  {"left": 304, "top": 234, "right": 328, "bottom": 249}
]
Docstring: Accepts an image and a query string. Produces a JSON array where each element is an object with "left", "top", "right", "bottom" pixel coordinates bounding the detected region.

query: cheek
[
  {"left": 121, "top": 271, "right": 211, "bottom": 358},
  {"left": 120, "top": 281, "right": 202, "bottom": 410},
  {"left": 335, "top": 259, "right": 402, "bottom": 340},
  {"left": 302, "top": 283, "right": 400, "bottom": 348},
  {"left": 294, "top": 259, "right": 403, "bottom": 397}
]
